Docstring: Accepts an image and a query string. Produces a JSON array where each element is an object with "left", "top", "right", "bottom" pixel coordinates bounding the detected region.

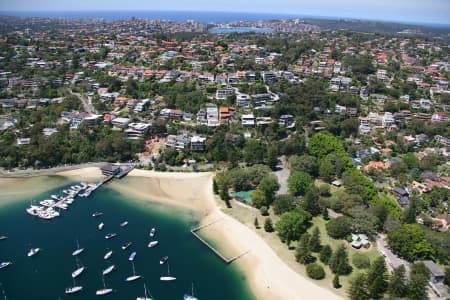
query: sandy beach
[
  {"left": 110, "top": 168, "right": 343, "bottom": 300},
  {"left": 3, "top": 166, "right": 343, "bottom": 300}
]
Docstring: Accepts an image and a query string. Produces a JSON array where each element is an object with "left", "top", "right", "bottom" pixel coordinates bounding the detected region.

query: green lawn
[
  {"left": 307, "top": 216, "right": 382, "bottom": 290},
  {"left": 216, "top": 195, "right": 382, "bottom": 298}
]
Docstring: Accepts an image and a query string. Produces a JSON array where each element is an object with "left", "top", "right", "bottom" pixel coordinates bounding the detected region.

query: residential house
[
  {"left": 392, "top": 187, "right": 410, "bottom": 206},
  {"left": 191, "top": 136, "right": 206, "bottom": 152},
  {"left": 219, "top": 106, "right": 235, "bottom": 124},
  {"left": 165, "top": 134, "right": 190, "bottom": 151},
  {"left": 278, "top": 115, "right": 295, "bottom": 128},
  {"left": 216, "top": 87, "right": 235, "bottom": 100},
  {"left": 125, "top": 123, "right": 151, "bottom": 139},
  {"left": 236, "top": 94, "right": 251, "bottom": 107},
  {"left": 241, "top": 114, "right": 255, "bottom": 127}
]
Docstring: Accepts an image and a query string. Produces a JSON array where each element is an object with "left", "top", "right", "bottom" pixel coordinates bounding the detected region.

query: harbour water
[{"left": 0, "top": 176, "right": 255, "bottom": 300}]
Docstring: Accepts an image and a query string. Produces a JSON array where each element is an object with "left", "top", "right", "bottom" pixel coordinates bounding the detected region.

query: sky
[{"left": 0, "top": 0, "right": 449, "bottom": 25}]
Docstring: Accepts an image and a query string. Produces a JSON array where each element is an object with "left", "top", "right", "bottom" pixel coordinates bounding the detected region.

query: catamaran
[
  {"left": 122, "top": 242, "right": 132, "bottom": 250},
  {"left": 71, "top": 257, "right": 85, "bottom": 278},
  {"left": 129, "top": 251, "right": 136, "bottom": 261},
  {"left": 147, "top": 241, "right": 159, "bottom": 248},
  {"left": 149, "top": 228, "right": 156, "bottom": 237},
  {"left": 125, "top": 261, "right": 141, "bottom": 282},
  {"left": 104, "top": 250, "right": 113, "bottom": 260},
  {"left": 0, "top": 262, "right": 12, "bottom": 270},
  {"left": 136, "top": 283, "right": 153, "bottom": 300},
  {"left": 72, "top": 240, "right": 84, "bottom": 256},
  {"left": 183, "top": 283, "right": 199, "bottom": 300},
  {"left": 27, "top": 247, "right": 40, "bottom": 257},
  {"left": 96, "top": 276, "right": 113, "bottom": 296},
  {"left": 105, "top": 233, "right": 117, "bottom": 239},
  {"left": 98, "top": 222, "right": 104, "bottom": 230},
  {"left": 120, "top": 221, "right": 129, "bottom": 227},
  {"left": 160, "top": 264, "right": 176, "bottom": 281},
  {"left": 159, "top": 256, "right": 168, "bottom": 265},
  {"left": 102, "top": 264, "right": 115, "bottom": 276}
]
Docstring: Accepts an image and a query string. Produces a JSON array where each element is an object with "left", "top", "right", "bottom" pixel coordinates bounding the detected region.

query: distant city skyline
[{"left": 0, "top": 0, "right": 449, "bottom": 25}]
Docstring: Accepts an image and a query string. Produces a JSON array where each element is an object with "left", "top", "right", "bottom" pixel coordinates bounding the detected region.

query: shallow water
[{"left": 0, "top": 178, "right": 255, "bottom": 300}]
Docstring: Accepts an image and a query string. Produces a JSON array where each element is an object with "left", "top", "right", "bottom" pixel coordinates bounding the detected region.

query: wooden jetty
[{"left": 190, "top": 219, "right": 249, "bottom": 264}]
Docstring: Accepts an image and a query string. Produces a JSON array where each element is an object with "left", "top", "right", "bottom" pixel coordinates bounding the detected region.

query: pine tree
[
  {"left": 333, "top": 274, "right": 341, "bottom": 289},
  {"left": 254, "top": 217, "right": 259, "bottom": 229},
  {"left": 213, "top": 179, "right": 219, "bottom": 194},
  {"left": 309, "top": 227, "right": 322, "bottom": 252},
  {"left": 407, "top": 262, "right": 430, "bottom": 300},
  {"left": 367, "top": 256, "right": 388, "bottom": 299},
  {"left": 320, "top": 244, "right": 333, "bottom": 265},
  {"left": 348, "top": 273, "right": 370, "bottom": 300},
  {"left": 295, "top": 233, "right": 315, "bottom": 265},
  {"left": 302, "top": 186, "right": 321, "bottom": 216},
  {"left": 264, "top": 217, "right": 274, "bottom": 232},
  {"left": 220, "top": 182, "right": 232, "bottom": 208},
  {"left": 329, "top": 244, "right": 352, "bottom": 275},
  {"left": 322, "top": 207, "right": 329, "bottom": 220},
  {"left": 387, "top": 265, "right": 407, "bottom": 298}
]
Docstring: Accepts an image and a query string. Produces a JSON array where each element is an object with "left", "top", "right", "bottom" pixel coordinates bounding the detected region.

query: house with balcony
[
  {"left": 191, "top": 136, "right": 206, "bottom": 152},
  {"left": 241, "top": 113, "right": 255, "bottom": 127}
]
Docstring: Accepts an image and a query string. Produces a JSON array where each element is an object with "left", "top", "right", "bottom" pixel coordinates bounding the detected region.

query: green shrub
[{"left": 306, "top": 263, "right": 326, "bottom": 280}]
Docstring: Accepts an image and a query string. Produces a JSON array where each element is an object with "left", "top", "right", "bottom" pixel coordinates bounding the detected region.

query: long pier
[{"left": 191, "top": 219, "right": 249, "bottom": 264}]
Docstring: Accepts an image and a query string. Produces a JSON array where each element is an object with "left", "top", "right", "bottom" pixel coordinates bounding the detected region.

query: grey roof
[
  {"left": 393, "top": 187, "right": 408, "bottom": 196},
  {"left": 422, "top": 260, "right": 444, "bottom": 277}
]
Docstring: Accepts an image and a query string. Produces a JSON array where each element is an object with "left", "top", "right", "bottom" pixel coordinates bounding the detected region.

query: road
[
  {"left": 69, "top": 89, "right": 97, "bottom": 114},
  {"left": 375, "top": 234, "right": 410, "bottom": 273},
  {"left": 273, "top": 155, "right": 289, "bottom": 195}
]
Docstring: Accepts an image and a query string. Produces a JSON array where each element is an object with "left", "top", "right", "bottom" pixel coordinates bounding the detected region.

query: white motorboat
[
  {"left": 0, "top": 235, "right": 7, "bottom": 240},
  {"left": 122, "top": 242, "right": 132, "bottom": 250},
  {"left": 104, "top": 250, "right": 113, "bottom": 260},
  {"left": 147, "top": 241, "right": 159, "bottom": 248},
  {"left": 129, "top": 251, "right": 136, "bottom": 261},
  {"left": 65, "top": 286, "right": 83, "bottom": 294},
  {"left": 149, "top": 228, "right": 156, "bottom": 237},
  {"left": 92, "top": 211, "right": 103, "bottom": 217},
  {"left": 159, "top": 256, "right": 168, "bottom": 265},
  {"left": 120, "top": 221, "right": 129, "bottom": 227},
  {"left": 105, "top": 233, "right": 117, "bottom": 240},
  {"left": 27, "top": 248, "right": 40, "bottom": 257},
  {"left": 98, "top": 222, "right": 104, "bottom": 230},
  {"left": 0, "top": 262, "right": 12, "bottom": 269}
]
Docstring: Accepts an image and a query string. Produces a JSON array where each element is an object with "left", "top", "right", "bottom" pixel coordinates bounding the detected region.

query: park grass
[
  {"left": 219, "top": 197, "right": 382, "bottom": 298},
  {"left": 308, "top": 216, "right": 382, "bottom": 289}
]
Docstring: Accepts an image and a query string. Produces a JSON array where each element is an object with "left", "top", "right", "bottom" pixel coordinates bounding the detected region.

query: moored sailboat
[
  {"left": 96, "top": 276, "right": 113, "bottom": 296},
  {"left": 72, "top": 239, "right": 84, "bottom": 256},
  {"left": 125, "top": 261, "right": 142, "bottom": 282},
  {"left": 102, "top": 264, "right": 116, "bottom": 276},
  {"left": 136, "top": 283, "right": 153, "bottom": 300},
  {"left": 160, "top": 264, "right": 176, "bottom": 281}
]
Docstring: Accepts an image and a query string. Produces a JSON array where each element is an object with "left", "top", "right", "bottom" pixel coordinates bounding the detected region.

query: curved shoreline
[{"left": 1, "top": 167, "right": 343, "bottom": 300}]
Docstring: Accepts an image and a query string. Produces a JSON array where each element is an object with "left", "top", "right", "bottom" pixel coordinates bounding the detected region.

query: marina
[{"left": 0, "top": 178, "right": 255, "bottom": 300}]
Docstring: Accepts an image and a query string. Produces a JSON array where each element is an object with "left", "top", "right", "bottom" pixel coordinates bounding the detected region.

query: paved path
[
  {"left": 69, "top": 89, "right": 97, "bottom": 114},
  {"left": 273, "top": 156, "right": 289, "bottom": 195},
  {"left": 375, "top": 234, "right": 410, "bottom": 273}
]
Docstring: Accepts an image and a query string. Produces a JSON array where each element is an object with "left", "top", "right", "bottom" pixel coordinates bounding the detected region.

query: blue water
[
  {"left": 0, "top": 10, "right": 302, "bottom": 23},
  {"left": 0, "top": 177, "right": 255, "bottom": 300},
  {"left": 209, "top": 27, "right": 273, "bottom": 34}
]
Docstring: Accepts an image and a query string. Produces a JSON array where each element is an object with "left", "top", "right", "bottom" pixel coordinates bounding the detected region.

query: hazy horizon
[{"left": 0, "top": 0, "right": 449, "bottom": 25}]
